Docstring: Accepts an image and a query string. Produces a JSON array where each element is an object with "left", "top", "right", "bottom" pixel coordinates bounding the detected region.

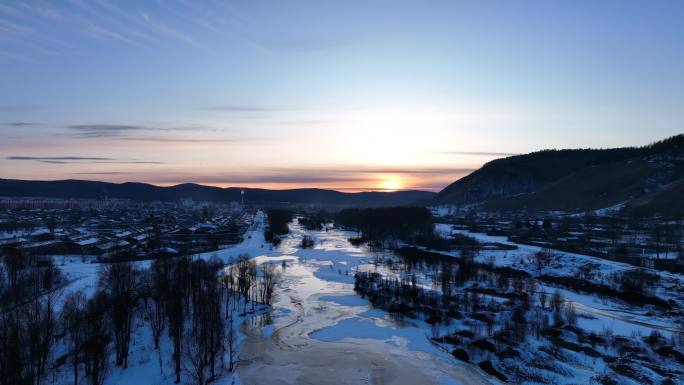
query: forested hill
[
  {"left": 0, "top": 179, "right": 435, "bottom": 207},
  {"left": 436, "top": 134, "right": 684, "bottom": 215}
]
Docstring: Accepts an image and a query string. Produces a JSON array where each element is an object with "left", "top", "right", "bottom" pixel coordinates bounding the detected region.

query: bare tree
[
  {"left": 141, "top": 266, "right": 166, "bottom": 374},
  {"left": 83, "top": 292, "right": 111, "bottom": 385},
  {"left": 26, "top": 262, "right": 59, "bottom": 385},
  {"left": 62, "top": 291, "right": 87, "bottom": 385},
  {"left": 226, "top": 308, "right": 236, "bottom": 372},
  {"left": 650, "top": 224, "right": 663, "bottom": 260},
  {"left": 174, "top": 257, "right": 226, "bottom": 385},
  {"left": 99, "top": 261, "right": 139, "bottom": 368},
  {"left": 539, "top": 289, "right": 547, "bottom": 310},
  {"left": 550, "top": 290, "right": 564, "bottom": 326},
  {"left": 167, "top": 257, "right": 190, "bottom": 383},
  {"left": 534, "top": 248, "right": 553, "bottom": 277},
  {"left": 259, "top": 264, "right": 279, "bottom": 305},
  {"left": 235, "top": 258, "right": 255, "bottom": 313},
  {"left": 184, "top": 330, "right": 209, "bottom": 385},
  {"left": 565, "top": 302, "right": 577, "bottom": 326},
  {"left": 550, "top": 290, "right": 564, "bottom": 313}
]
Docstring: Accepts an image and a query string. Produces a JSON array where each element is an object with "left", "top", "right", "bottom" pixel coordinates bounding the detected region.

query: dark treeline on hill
[
  {"left": 335, "top": 207, "right": 434, "bottom": 244},
  {"left": 264, "top": 209, "right": 294, "bottom": 245},
  {"left": 335, "top": 207, "right": 484, "bottom": 251},
  {"left": 266, "top": 209, "right": 293, "bottom": 234},
  {"left": 298, "top": 209, "right": 329, "bottom": 231},
  {"left": 437, "top": 134, "right": 684, "bottom": 215},
  {"left": 0, "top": 179, "right": 435, "bottom": 207}
]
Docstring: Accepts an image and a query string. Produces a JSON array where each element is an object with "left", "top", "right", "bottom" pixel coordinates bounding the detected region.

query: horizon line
[{"left": 0, "top": 177, "right": 445, "bottom": 194}]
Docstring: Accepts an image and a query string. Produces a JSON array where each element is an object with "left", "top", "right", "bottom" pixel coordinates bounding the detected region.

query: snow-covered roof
[
  {"left": 76, "top": 238, "right": 99, "bottom": 246},
  {"left": 18, "top": 239, "right": 61, "bottom": 249}
]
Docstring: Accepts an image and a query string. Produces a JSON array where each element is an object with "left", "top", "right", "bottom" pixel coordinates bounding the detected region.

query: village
[{"left": 0, "top": 197, "right": 251, "bottom": 262}]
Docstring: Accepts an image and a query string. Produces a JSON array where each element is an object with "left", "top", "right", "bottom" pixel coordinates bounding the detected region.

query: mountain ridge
[
  {"left": 0, "top": 178, "right": 435, "bottom": 207},
  {"left": 436, "top": 134, "right": 684, "bottom": 215}
]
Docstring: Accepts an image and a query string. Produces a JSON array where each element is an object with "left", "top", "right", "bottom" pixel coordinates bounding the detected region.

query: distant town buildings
[
  {"left": 0, "top": 199, "right": 251, "bottom": 261},
  {"left": 0, "top": 197, "right": 130, "bottom": 210}
]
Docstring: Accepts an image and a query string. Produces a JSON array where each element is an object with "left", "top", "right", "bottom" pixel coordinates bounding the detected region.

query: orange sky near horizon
[{"left": 148, "top": 169, "right": 474, "bottom": 192}]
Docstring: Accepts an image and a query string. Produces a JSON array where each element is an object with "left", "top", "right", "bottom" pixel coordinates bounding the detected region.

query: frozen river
[
  {"left": 235, "top": 220, "right": 495, "bottom": 385},
  {"left": 237, "top": 260, "right": 493, "bottom": 385}
]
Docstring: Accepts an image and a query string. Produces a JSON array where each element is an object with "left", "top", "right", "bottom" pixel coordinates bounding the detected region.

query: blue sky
[{"left": 1, "top": 0, "right": 682, "bottom": 191}]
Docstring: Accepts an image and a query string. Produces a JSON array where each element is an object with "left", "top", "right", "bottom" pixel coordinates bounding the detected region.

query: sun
[{"left": 380, "top": 177, "right": 403, "bottom": 191}]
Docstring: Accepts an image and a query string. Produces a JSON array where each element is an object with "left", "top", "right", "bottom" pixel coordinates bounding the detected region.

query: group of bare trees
[
  {"left": 356, "top": 246, "right": 585, "bottom": 347},
  {"left": 227, "top": 257, "right": 279, "bottom": 313},
  {"left": 647, "top": 220, "right": 683, "bottom": 260},
  {"left": 0, "top": 253, "right": 62, "bottom": 385},
  {"left": 61, "top": 291, "right": 110, "bottom": 385},
  {"left": 0, "top": 251, "right": 279, "bottom": 385},
  {"left": 534, "top": 248, "right": 554, "bottom": 277}
]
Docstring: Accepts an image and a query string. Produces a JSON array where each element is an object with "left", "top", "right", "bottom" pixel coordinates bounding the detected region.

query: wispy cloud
[
  {"left": 67, "top": 124, "right": 159, "bottom": 138},
  {"left": 141, "top": 12, "right": 198, "bottom": 48},
  {"left": 84, "top": 0, "right": 155, "bottom": 43},
  {"left": 0, "top": 0, "right": 209, "bottom": 59},
  {"left": 6, "top": 156, "right": 164, "bottom": 165},
  {"left": 121, "top": 137, "right": 240, "bottom": 143},
  {"left": 3, "top": 121, "right": 38, "bottom": 126},
  {"left": 65, "top": 1, "right": 148, "bottom": 47},
  {"left": 0, "top": 4, "right": 78, "bottom": 57},
  {"left": 61, "top": 122, "right": 245, "bottom": 145},
  {"left": 0, "top": 18, "right": 33, "bottom": 34},
  {"left": 7, "top": 156, "right": 116, "bottom": 161},
  {"left": 81, "top": 19, "right": 137, "bottom": 46},
  {"left": 73, "top": 171, "right": 125, "bottom": 175},
  {"left": 66, "top": 123, "right": 216, "bottom": 138},
  {"left": 2, "top": 1, "right": 353, "bottom": 62}
]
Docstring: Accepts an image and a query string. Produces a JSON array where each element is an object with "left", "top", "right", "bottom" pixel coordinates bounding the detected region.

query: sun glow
[{"left": 380, "top": 176, "right": 404, "bottom": 191}]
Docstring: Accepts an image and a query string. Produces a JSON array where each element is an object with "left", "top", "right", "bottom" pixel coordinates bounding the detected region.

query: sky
[{"left": 1, "top": 0, "right": 683, "bottom": 192}]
